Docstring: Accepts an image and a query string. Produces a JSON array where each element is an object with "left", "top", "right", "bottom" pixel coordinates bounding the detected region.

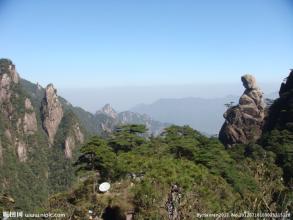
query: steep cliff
[
  {"left": 0, "top": 59, "right": 87, "bottom": 210},
  {"left": 0, "top": 59, "right": 50, "bottom": 210},
  {"left": 0, "top": 58, "right": 36, "bottom": 162},
  {"left": 57, "top": 111, "right": 85, "bottom": 159},
  {"left": 219, "top": 74, "right": 265, "bottom": 147},
  {"left": 41, "top": 84, "right": 64, "bottom": 144}
]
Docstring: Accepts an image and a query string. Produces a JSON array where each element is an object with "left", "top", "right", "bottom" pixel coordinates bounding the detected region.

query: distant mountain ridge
[
  {"left": 130, "top": 92, "right": 278, "bottom": 135},
  {"left": 95, "top": 103, "right": 169, "bottom": 136},
  {"left": 131, "top": 96, "right": 239, "bottom": 135}
]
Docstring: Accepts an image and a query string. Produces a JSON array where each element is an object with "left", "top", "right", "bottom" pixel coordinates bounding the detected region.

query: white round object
[{"left": 99, "top": 182, "right": 111, "bottom": 192}]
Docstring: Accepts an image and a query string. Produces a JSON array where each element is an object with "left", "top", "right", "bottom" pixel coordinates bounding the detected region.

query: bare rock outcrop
[
  {"left": 0, "top": 59, "right": 29, "bottom": 162},
  {"left": 0, "top": 60, "right": 19, "bottom": 104},
  {"left": 96, "top": 104, "right": 118, "bottom": 119},
  {"left": 64, "top": 123, "right": 85, "bottom": 158},
  {"left": 73, "top": 123, "right": 84, "bottom": 143},
  {"left": 219, "top": 74, "right": 265, "bottom": 147},
  {"left": 16, "top": 139, "right": 27, "bottom": 162},
  {"left": 8, "top": 63, "right": 19, "bottom": 84},
  {"left": 0, "top": 73, "right": 12, "bottom": 103},
  {"left": 41, "top": 84, "right": 63, "bottom": 144},
  {"left": 23, "top": 98, "right": 38, "bottom": 134},
  {"left": 64, "top": 136, "right": 75, "bottom": 159},
  {"left": 0, "top": 60, "right": 21, "bottom": 121}
]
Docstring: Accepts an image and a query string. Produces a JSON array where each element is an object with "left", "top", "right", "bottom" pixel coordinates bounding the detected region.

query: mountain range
[
  {"left": 0, "top": 58, "right": 167, "bottom": 210},
  {"left": 131, "top": 97, "right": 237, "bottom": 135},
  {"left": 130, "top": 92, "right": 278, "bottom": 135}
]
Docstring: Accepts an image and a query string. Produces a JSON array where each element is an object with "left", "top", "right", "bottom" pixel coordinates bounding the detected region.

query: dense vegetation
[
  {"left": 261, "top": 70, "right": 293, "bottom": 187},
  {"left": 46, "top": 125, "right": 292, "bottom": 219}
]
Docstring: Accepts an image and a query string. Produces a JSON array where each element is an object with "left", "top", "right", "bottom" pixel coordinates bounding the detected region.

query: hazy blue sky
[{"left": 0, "top": 0, "right": 292, "bottom": 90}]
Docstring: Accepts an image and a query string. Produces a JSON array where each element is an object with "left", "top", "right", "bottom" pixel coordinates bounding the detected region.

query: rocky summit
[
  {"left": 219, "top": 74, "right": 265, "bottom": 147},
  {"left": 96, "top": 103, "right": 118, "bottom": 119}
]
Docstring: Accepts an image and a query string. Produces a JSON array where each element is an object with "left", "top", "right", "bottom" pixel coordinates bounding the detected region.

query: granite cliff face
[
  {"left": 0, "top": 58, "right": 98, "bottom": 214},
  {"left": 23, "top": 98, "right": 38, "bottom": 134},
  {"left": 0, "top": 59, "right": 35, "bottom": 162},
  {"left": 64, "top": 120, "right": 85, "bottom": 158},
  {"left": 40, "top": 84, "right": 85, "bottom": 157},
  {"left": 0, "top": 60, "right": 19, "bottom": 109},
  {"left": 41, "top": 84, "right": 64, "bottom": 144},
  {"left": 219, "top": 74, "right": 265, "bottom": 147}
]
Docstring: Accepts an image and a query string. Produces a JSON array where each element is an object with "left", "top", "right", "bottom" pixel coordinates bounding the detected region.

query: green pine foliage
[
  {"left": 109, "top": 124, "right": 148, "bottom": 152},
  {"left": 261, "top": 129, "right": 293, "bottom": 186},
  {"left": 261, "top": 70, "right": 293, "bottom": 187},
  {"left": 46, "top": 124, "right": 291, "bottom": 219}
]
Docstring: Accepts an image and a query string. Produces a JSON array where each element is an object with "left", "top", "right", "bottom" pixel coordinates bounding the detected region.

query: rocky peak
[
  {"left": 0, "top": 59, "right": 19, "bottom": 84},
  {"left": 0, "top": 59, "right": 20, "bottom": 104},
  {"left": 9, "top": 65, "right": 19, "bottom": 84},
  {"left": 0, "top": 74, "right": 12, "bottom": 104},
  {"left": 219, "top": 74, "right": 265, "bottom": 147},
  {"left": 0, "top": 59, "right": 31, "bottom": 162},
  {"left": 41, "top": 84, "right": 64, "bottom": 144},
  {"left": 96, "top": 104, "right": 118, "bottom": 119},
  {"left": 239, "top": 74, "right": 265, "bottom": 110},
  {"left": 241, "top": 74, "right": 257, "bottom": 89}
]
